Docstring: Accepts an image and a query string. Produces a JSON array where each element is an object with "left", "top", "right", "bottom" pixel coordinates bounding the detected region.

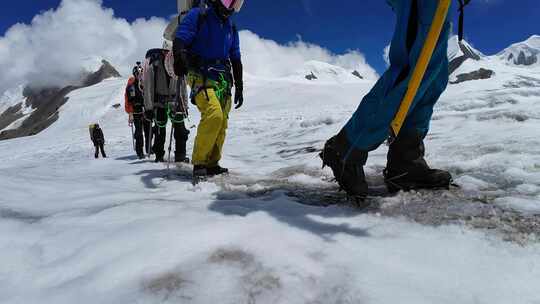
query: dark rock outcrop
[
  {"left": 0, "top": 86, "right": 72, "bottom": 140},
  {"left": 305, "top": 72, "right": 317, "bottom": 81},
  {"left": 450, "top": 68, "right": 494, "bottom": 84},
  {"left": 508, "top": 51, "right": 538, "bottom": 66},
  {"left": 351, "top": 70, "right": 364, "bottom": 79},
  {"left": 0, "top": 103, "right": 24, "bottom": 132},
  {"left": 83, "top": 60, "right": 122, "bottom": 87},
  {"left": 0, "top": 61, "right": 121, "bottom": 140}
]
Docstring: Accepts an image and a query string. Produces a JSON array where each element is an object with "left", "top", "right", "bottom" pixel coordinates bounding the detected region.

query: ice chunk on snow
[{"left": 495, "top": 197, "right": 540, "bottom": 215}]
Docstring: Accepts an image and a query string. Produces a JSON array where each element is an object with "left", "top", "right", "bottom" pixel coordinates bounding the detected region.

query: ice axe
[
  {"left": 389, "top": 0, "right": 451, "bottom": 140},
  {"left": 130, "top": 122, "right": 135, "bottom": 152},
  {"left": 166, "top": 77, "right": 190, "bottom": 179},
  {"left": 146, "top": 114, "right": 154, "bottom": 157},
  {"left": 176, "top": 76, "right": 196, "bottom": 129},
  {"left": 166, "top": 125, "right": 175, "bottom": 179}
]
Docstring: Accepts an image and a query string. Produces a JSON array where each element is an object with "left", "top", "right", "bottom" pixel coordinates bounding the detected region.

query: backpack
[
  {"left": 457, "top": 0, "right": 472, "bottom": 41},
  {"left": 164, "top": 0, "right": 208, "bottom": 42},
  {"left": 178, "top": 0, "right": 207, "bottom": 15},
  {"left": 144, "top": 49, "right": 175, "bottom": 99},
  {"left": 89, "top": 124, "right": 97, "bottom": 142},
  {"left": 125, "top": 76, "right": 144, "bottom": 113}
]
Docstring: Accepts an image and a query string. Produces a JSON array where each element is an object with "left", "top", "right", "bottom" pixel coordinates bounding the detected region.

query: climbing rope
[{"left": 214, "top": 73, "right": 231, "bottom": 104}]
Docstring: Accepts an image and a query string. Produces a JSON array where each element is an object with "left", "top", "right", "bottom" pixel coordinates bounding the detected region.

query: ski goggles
[{"left": 220, "top": 0, "right": 244, "bottom": 12}]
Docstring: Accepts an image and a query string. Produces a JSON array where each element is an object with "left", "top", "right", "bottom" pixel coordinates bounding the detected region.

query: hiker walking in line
[
  {"left": 125, "top": 63, "right": 150, "bottom": 159},
  {"left": 173, "top": 0, "right": 245, "bottom": 181},
  {"left": 143, "top": 48, "right": 190, "bottom": 163},
  {"left": 89, "top": 123, "right": 107, "bottom": 159}
]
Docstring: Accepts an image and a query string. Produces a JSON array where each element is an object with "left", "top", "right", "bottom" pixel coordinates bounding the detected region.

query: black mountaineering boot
[
  {"left": 207, "top": 165, "right": 229, "bottom": 177},
  {"left": 320, "top": 130, "right": 369, "bottom": 203},
  {"left": 175, "top": 153, "right": 190, "bottom": 164},
  {"left": 155, "top": 152, "right": 165, "bottom": 163},
  {"left": 384, "top": 132, "right": 452, "bottom": 193},
  {"left": 193, "top": 165, "right": 208, "bottom": 185},
  {"left": 136, "top": 148, "right": 145, "bottom": 159}
]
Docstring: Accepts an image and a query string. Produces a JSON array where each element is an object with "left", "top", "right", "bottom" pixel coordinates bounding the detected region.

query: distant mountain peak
[
  {"left": 448, "top": 36, "right": 484, "bottom": 74},
  {"left": 448, "top": 36, "right": 484, "bottom": 61},
  {"left": 296, "top": 60, "right": 368, "bottom": 83},
  {"left": 0, "top": 60, "right": 121, "bottom": 140},
  {"left": 497, "top": 35, "right": 540, "bottom": 66},
  {"left": 82, "top": 60, "right": 121, "bottom": 87}
]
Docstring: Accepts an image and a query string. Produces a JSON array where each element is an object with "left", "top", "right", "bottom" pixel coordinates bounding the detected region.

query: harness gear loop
[
  {"left": 167, "top": 102, "right": 187, "bottom": 124},
  {"left": 154, "top": 115, "right": 168, "bottom": 128},
  {"left": 189, "top": 72, "right": 231, "bottom": 106}
]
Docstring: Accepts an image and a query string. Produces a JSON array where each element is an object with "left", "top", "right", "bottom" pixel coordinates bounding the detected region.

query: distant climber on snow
[
  {"left": 321, "top": 0, "right": 460, "bottom": 203},
  {"left": 89, "top": 123, "right": 107, "bottom": 159},
  {"left": 125, "top": 62, "right": 150, "bottom": 159},
  {"left": 173, "top": 0, "right": 245, "bottom": 182}
]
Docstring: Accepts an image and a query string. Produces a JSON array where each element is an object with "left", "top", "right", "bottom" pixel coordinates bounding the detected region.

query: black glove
[
  {"left": 173, "top": 38, "right": 188, "bottom": 77},
  {"left": 231, "top": 59, "right": 244, "bottom": 109},
  {"left": 234, "top": 86, "right": 243, "bottom": 109},
  {"left": 145, "top": 110, "right": 154, "bottom": 121}
]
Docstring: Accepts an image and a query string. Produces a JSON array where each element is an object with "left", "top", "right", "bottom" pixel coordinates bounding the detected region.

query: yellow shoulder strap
[{"left": 390, "top": 0, "right": 451, "bottom": 138}]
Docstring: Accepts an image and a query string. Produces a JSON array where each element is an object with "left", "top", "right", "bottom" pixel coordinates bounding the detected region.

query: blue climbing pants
[{"left": 341, "top": 0, "right": 451, "bottom": 156}]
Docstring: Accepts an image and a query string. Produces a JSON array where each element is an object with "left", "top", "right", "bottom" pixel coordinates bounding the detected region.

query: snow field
[{"left": 1, "top": 61, "right": 540, "bottom": 303}]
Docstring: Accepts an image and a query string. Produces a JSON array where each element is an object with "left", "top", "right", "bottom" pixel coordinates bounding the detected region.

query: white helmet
[{"left": 162, "top": 39, "right": 173, "bottom": 51}]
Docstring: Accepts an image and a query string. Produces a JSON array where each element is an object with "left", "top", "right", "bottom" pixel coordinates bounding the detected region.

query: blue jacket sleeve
[
  {"left": 176, "top": 8, "right": 200, "bottom": 45},
  {"left": 229, "top": 26, "right": 241, "bottom": 61}
]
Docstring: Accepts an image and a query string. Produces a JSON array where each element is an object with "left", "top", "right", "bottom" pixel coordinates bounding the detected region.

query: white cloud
[
  {"left": 0, "top": 0, "right": 378, "bottom": 96},
  {"left": 0, "top": 0, "right": 167, "bottom": 94},
  {"left": 383, "top": 44, "right": 390, "bottom": 67},
  {"left": 240, "top": 31, "right": 378, "bottom": 80}
]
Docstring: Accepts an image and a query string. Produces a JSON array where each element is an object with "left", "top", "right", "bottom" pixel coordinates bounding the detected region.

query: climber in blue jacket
[{"left": 173, "top": 0, "right": 244, "bottom": 180}]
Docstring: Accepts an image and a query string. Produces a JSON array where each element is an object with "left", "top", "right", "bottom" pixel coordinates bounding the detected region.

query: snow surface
[{"left": 1, "top": 64, "right": 540, "bottom": 303}]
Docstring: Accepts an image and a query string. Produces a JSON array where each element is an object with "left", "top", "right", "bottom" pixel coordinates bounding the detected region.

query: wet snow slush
[{"left": 1, "top": 58, "right": 540, "bottom": 303}]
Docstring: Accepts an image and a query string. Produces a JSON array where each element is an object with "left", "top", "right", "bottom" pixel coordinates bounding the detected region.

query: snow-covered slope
[
  {"left": 1, "top": 59, "right": 540, "bottom": 303},
  {"left": 448, "top": 35, "right": 540, "bottom": 87},
  {"left": 497, "top": 35, "right": 540, "bottom": 66},
  {"left": 291, "top": 60, "right": 368, "bottom": 83},
  {"left": 0, "top": 60, "right": 121, "bottom": 140}
]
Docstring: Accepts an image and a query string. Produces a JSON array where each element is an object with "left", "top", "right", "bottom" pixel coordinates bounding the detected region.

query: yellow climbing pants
[{"left": 190, "top": 75, "right": 232, "bottom": 167}]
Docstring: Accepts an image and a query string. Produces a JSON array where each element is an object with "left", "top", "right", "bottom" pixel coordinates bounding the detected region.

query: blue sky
[{"left": 1, "top": 0, "right": 539, "bottom": 72}]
